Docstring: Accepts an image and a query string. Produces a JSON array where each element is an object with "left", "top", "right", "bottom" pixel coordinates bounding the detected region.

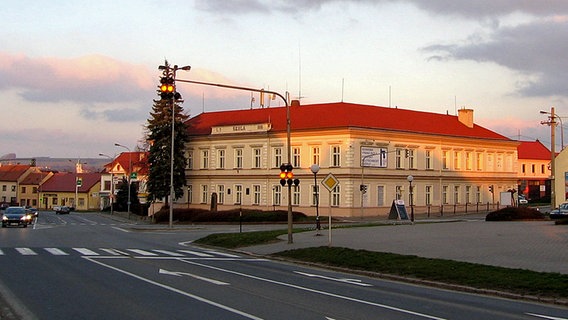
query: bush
[
  {"left": 485, "top": 207, "right": 544, "bottom": 221},
  {"left": 152, "top": 207, "right": 308, "bottom": 224}
]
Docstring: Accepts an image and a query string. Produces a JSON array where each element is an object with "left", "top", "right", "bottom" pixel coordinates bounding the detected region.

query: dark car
[
  {"left": 550, "top": 202, "right": 568, "bottom": 219},
  {"left": 2, "top": 207, "right": 32, "bottom": 228},
  {"left": 55, "top": 206, "right": 71, "bottom": 215}
]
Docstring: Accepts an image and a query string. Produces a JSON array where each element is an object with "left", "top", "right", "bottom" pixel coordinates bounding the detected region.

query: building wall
[
  {"left": 180, "top": 126, "right": 519, "bottom": 217},
  {"left": 554, "top": 148, "right": 568, "bottom": 207}
]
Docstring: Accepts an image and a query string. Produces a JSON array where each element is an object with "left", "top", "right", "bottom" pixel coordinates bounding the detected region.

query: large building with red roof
[
  {"left": 516, "top": 140, "right": 551, "bottom": 202},
  {"left": 40, "top": 172, "right": 101, "bottom": 211},
  {"left": 181, "top": 101, "right": 520, "bottom": 217}
]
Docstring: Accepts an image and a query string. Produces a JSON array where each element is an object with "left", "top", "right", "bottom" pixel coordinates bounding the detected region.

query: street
[{"left": 0, "top": 211, "right": 566, "bottom": 319}]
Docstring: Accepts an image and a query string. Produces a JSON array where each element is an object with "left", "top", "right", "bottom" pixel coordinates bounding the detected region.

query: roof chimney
[
  {"left": 291, "top": 100, "right": 300, "bottom": 107},
  {"left": 458, "top": 108, "right": 474, "bottom": 128}
]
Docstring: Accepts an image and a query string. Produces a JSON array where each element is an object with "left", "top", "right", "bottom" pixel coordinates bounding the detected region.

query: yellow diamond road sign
[{"left": 322, "top": 173, "right": 339, "bottom": 192}]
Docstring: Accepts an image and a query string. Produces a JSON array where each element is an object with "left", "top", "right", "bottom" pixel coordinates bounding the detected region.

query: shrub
[
  {"left": 153, "top": 207, "right": 307, "bottom": 224},
  {"left": 485, "top": 207, "right": 544, "bottom": 221}
]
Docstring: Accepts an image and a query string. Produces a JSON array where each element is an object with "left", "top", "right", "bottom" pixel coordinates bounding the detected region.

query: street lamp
[
  {"left": 407, "top": 175, "right": 414, "bottom": 222},
  {"left": 159, "top": 63, "right": 191, "bottom": 229},
  {"left": 540, "top": 108, "right": 557, "bottom": 209},
  {"left": 114, "top": 143, "right": 132, "bottom": 218},
  {"left": 310, "top": 164, "right": 320, "bottom": 234},
  {"left": 99, "top": 153, "right": 115, "bottom": 215}
]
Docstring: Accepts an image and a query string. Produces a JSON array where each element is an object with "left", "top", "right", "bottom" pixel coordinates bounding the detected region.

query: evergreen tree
[
  {"left": 115, "top": 177, "right": 140, "bottom": 212},
  {"left": 146, "top": 61, "right": 190, "bottom": 203}
]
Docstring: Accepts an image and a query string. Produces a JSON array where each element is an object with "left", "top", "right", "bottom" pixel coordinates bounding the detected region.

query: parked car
[
  {"left": 550, "top": 202, "right": 568, "bottom": 219},
  {"left": 55, "top": 206, "right": 71, "bottom": 215},
  {"left": 2, "top": 207, "right": 32, "bottom": 227},
  {"left": 518, "top": 195, "right": 528, "bottom": 205}
]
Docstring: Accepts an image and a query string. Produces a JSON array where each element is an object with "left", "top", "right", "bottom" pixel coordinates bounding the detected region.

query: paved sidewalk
[{"left": 241, "top": 217, "right": 568, "bottom": 274}]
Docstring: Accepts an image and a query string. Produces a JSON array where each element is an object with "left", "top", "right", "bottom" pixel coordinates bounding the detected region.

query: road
[{"left": 0, "top": 211, "right": 565, "bottom": 319}]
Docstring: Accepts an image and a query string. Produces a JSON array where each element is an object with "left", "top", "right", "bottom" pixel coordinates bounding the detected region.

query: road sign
[
  {"left": 322, "top": 173, "right": 339, "bottom": 192},
  {"left": 130, "top": 172, "right": 137, "bottom": 179}
]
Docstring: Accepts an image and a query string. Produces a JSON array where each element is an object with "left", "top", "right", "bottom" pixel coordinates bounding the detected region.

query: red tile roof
[
  {"left": 41, "top": 172, "right": 101, "bottom": 192},
  {"left": 517, "top": 140, "right": 551, "bottom": 160},
  {"left": 0, "top": 165, "right": 31, "bottom": 182},
  {"left": 103, "top": 152, "right": 149, "bottom": 175},
  {"left": 185, "top": 102, "right": 509, "bottom": 140}
]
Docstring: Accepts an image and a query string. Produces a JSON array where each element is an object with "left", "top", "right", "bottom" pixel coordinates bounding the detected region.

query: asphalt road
[{"left": 0, "top": 211, "right": 566, "bottom": 319}]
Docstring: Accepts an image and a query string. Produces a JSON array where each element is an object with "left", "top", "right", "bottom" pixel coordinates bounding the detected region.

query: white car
[{"left": 518, "top": 195, "right": 528, "bottom": 205}]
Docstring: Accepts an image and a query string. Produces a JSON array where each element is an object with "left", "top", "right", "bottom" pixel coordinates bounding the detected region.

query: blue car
[
  {"left": 550, "top": 202, "right": 568, "bottom": 219},
  {"left": 2, "top": 207, "right": 32, "bottom": 228}
]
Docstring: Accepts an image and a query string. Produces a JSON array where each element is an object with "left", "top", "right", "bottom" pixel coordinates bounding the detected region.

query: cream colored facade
[
  {"left": 180, "top": 116, "right": 519, "bottom": 217},
  {"left": 554, "top": 148, "right": 568, "bottom": 207}
]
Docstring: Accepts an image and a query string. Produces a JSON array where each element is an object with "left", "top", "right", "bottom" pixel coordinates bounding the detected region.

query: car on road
[
  {"left": 518, "top": 195, "right": 528, "bottom": 205},
  {"left": 55, "top": 206, "right": 71, "bottom": 215},
  {"left": 2, "top": 207, "right": 32, "bottom": 227},
  {"left": 550, "top": 202, "right": 568, "bottom": 219}
]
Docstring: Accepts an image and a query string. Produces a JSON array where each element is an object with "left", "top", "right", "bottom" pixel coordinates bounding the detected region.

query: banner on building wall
[{"left": 361, "top": 146, "right": 387, "bottom": 168}]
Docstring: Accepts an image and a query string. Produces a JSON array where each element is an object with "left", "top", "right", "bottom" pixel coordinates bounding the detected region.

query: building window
[
  {"left": 466, "top": 152, "right": 472, "bottom": 170},
  {"left": 454, "top": 151, "right": 461, "bottom": 170},
  {"left": 442, "top": 185, "right": 449, "bottom": 204},
  {"left": 442, "top": 150, "right": 450, "bottom": 170},
  {"left": 253, "top": 185, "right": 261, "bottom": 205},
  {"left": 425, "top": 150, "right": 433, "bottom": 170},
  {"left": 377, "top": 186, "right": 385, "bottom": 206},
  {"left": 311, "top": 146, "right": 320, "bottom": 166},
  {"left": 476, "top": 152, "right": 483, "bottom": 171},
  {"left": 273, "top": 147, "right": 282, "bottom": 168},
  {"left": 396, "top": 185, "right": 403, "bottom": 200},
  {"left": 331, "top": 185, "right": 340, "bottom": 206},
  {"left": 273, "top": 185, "right": 282, "bottom": 206},
  {"left": 407, "top": 149, "right": 415, "bottom": 169},
  {"left": 395, "top": 149, "right": 403, "bottom": 169},
  {"left": 292, "top": 147, "right": 301, "bottom": 168},
  {"left": 21, "top": 186, "right": 26, "bottom": 193},
  {"left": 187, "top": 185, "right": 193, "bottom": 204},
  {"left": 522, "top": 164, "right": 526, "bottom": 173},
  {"left": 201, "top": 185, "right": 208, "bottom": 204},
  {"left": 293, "top": 185, "right": 300, "bottom": 205},
  {"left": 11, "top": 186, "right": 16, "bottom": 192},
  {"left": 331, "top": 145, "right": 341, "bottom": 167},
  {"left": 476, "top": 186, "right": 481, "bottom": 203},
  {"left": 217, "top": 185, "right": 225, "bottom": 204},
  {"left": 32, "top": 187, "right": 38, "bottom": 194},
  {"left": 311, "top": 184, "right": 319, "bottom": 206},
  {"left": 454, "top": 186, "right": 460, "bottom": 204},
  {"left": 465, "top": 185, "right": 471, "bottom": 204},
  {"left": 218, "top": 149, "right": 226, "bottom": 169},
  {"left": 235, "top": 185, "right": 243, "bottom": 204},
  {"left": 425, "top": 185, "right": 432, "bottom": 206},
  {"left": 201, "top": 150, "right": 209, "bottom": 169},
  {"left": 531, "top": 164, "right": 535, "bottom": 173},
  {"left": 187, "top": 151, "right": 193, "bottom": 169},
  {"left": 253, "top": 148, "right": 262, "bottom": 169},
  {"left": 541, "top": 164, "right": 545, "bottom": 174},
  {"left": 235, "top": 148, "right": 243, "bottom": 169}
]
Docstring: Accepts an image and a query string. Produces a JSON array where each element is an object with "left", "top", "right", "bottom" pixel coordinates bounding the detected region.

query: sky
[{"left": 2, "top": 0, "right": 568, "bottom": 159}]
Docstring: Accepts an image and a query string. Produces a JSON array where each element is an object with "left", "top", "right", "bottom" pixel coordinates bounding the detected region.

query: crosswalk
[{"left": 0, "top": 247, "right": 244, "bottom": 259}]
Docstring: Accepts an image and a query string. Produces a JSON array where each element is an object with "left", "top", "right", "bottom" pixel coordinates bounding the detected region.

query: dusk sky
[{"left": 2, "top": 0, "right": 568, "bottom": 159}]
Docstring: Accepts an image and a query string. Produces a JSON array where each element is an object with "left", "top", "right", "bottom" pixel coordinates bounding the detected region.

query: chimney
[
  {"left": 291, "top": 99, "right": 300, "bottom": 107},
  {"left": 458, "top": 108, "right": 474, "bottom": 128}
]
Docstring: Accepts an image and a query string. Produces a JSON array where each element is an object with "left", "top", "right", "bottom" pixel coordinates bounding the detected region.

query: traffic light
[
  {"left": 489, "top": 185, "right": 494, "bottom": 193},
  {"left": 279, "top": 163, "right": 299, "bottom": 187},
  {"left": 160, "top": 76, "right": 175, "bottom": 100},
  {"left": 360, "top": 184, "right": 367, "bottom": 193}
]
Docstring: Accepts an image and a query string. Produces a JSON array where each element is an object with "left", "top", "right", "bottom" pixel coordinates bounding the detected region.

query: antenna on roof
[
  {"left": 389, "top": 85, "right": 392, "bottom": 108},
  {"left": 298, "top": 42, "right": 302, "bottom": 102},
  {"left": 341, "top": 78, "right": 344, "bottom": 102}
]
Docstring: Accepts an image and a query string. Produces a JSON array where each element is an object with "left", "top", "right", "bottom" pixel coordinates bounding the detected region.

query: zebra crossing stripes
[{"left": 0, "top": 247, "right": 246, "bottom": 259}]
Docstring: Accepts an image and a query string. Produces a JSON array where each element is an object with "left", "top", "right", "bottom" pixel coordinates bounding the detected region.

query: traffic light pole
[{"left": 174, "top": 78, "right": 294, "bottom": 243}]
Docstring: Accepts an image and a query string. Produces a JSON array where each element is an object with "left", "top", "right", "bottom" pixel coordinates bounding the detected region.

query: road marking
[
  {"left": 73, "top": 248, "right": 99, "bottom": 256},
  {"left": 153, "top": 250, "right": 185, "bottom": 257},
  {"left": 44, "top": 248, "right": 68, "bottom": 255},
  {"left": 159, "top": 268, "right": 229, "bottom": 285},
  {"left": 111, "top": 227, "right": 131, "bottom": 233},
  {"left": 100, "top": 248, "right": 129, "bottom": 256},
  {"left": 294, "top": 271, "right": 373, "bottom": 287},
  {"left": 0, "top": 249, "right": 4, "bottom": 255},
  {"left": 178, "top": 250, "right": 214, "bottom": 257},
  {"left": 181, "top": 260, "right": 447, "bottom": 320},
  {"left": 526, "top": 313, "right": 568, "bottom": 320},
  {"left": 16, "top": 248, "right": 37, "bottom": 255},
  {"left": 85, "top": 257, "right": 262, "bottom": 320},
  {"left": 204, "top": 250, "right": 240, "bottom": 258},
  {"left": 127, "top": 249, "right": 158, "bottom": 256}
]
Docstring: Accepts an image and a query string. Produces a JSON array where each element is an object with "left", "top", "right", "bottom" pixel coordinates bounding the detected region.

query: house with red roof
[
  {"left": 39, "top": 172, "right": 101, "bottom": 211},
  {"left": 100, "top": 151, "right": 149, "bottom": 211},
  {"left": 181, "top": 101, "right": 519, "bottom": 217},
  {"left": 19, "top": 170, "right": 54, "bottom": 208},
  {"left": 517, "top": 140, "right": 551, "bottom": 202},
  {"left": 0, "top": 164, "right": 36, "bottom": 206}
]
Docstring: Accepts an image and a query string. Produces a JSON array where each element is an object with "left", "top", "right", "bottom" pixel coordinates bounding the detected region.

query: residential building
[
  {"left": 517, "top": 140, "right": 551, "bottom": 202},
  {"left": 0, "top": 164, "right": 35, "bottom": 206},
  {"left": 181, "top": 101, "right": 519, "bottom": 217},
  {"left": 40, "top": 172, "right": 101, "bottom": 211},
  {"left": 100, "top": 151, "right": 149, "bottom": 210},
  {"left": 19, "top": 170, "right": 54, "bottom": 208}
]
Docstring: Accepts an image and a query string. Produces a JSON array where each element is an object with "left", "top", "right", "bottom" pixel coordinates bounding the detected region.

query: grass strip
[
  {"left": 194, "top": 229, "right": 289, "bottom": 249},
  {"left": 274, "top": 247, "right": 568, "bottom": 299}
]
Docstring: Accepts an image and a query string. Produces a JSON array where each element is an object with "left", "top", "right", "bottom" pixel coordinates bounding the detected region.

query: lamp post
[
  {"left": 174, "top": 78, "right": 294, "bottom": 243},
  {"left": 407, "top": 175, "right": 414, "bottom": 222},
  {"left": 159, "top": 63, "right": 191, "bottom": 229},
  {"left": 310, "top": 164, "right": 320, "bottom": 234},
  {"left": 99, "top": 153, "right": 115, "bottom": 215},
  {"left": 114, "top": 143, "right": 132, "bottom": 218},
  {"left": 540, "top": 107, "right": 557, "bottom": 209}
]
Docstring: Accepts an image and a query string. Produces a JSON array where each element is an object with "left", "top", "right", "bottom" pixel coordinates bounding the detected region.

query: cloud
[{"left": 0, "top": 52, "right": 154, "bottom": 104}]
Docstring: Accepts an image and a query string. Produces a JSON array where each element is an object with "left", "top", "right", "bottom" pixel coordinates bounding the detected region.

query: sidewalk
[{"left": 241, "top": 216, "right": 568, "bottom": 275}]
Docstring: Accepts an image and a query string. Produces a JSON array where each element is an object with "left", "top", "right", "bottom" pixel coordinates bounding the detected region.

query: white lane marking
[
  {"left": 85, "top": 257, "right": 262, "bottom": 320},
  {"left": 294, "top": 271, "right": 373, "bottom": 287},
  {"left": 203, "top": 250, "right": 240, "bottom": 258},
  {"left": 0, "top": 249, "right": 4, "bottom": 255},
  {"left": 72, "top": 248, "right": 99, "bottom": 256},
  {"left": 127, "top": 249, "right": 158, "bottom": 256},
  {"left": 178, "top": 250, "right": 214, "bottom": 257},
  {"left": 181, "top": 259, "right": 446, "bottom": 320},
  {"left": 153, "top": 250, "right": 185, "bottom": 257},
  {"left": 100, "top": 248, "right": 129, "bottom": 256},
  {"left": 111, "top": 227, "right": 131, "bottom": 233},
  {"left": 44, "top": 248, "right": 69, "bottom": 256},
  {"left": 16, "top": 248, "right": 37, "bottom": 255},
  {"left": 159, "top": 268, "right": 229, "bottom": 285},
  {"left": 526, "top": 313, "right": 568, "bottom": 320}
]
